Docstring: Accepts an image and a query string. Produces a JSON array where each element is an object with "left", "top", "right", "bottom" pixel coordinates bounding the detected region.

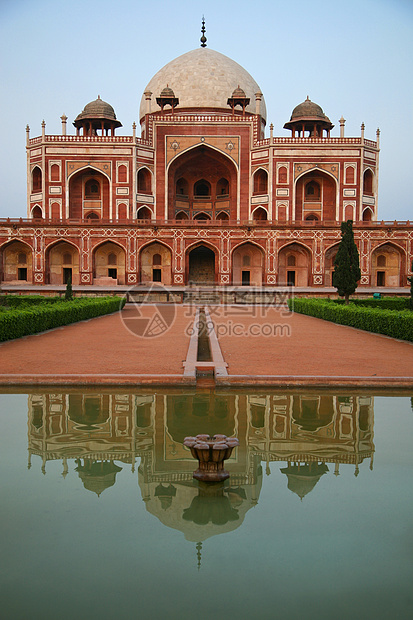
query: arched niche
[
  {"left": 324, "top": 244, "right": 340, "bottom": 286},
  {"left": 278, "top": 242, "right": 312, "bottom": 286},
  {"left": 175, "top": 210, "right": 189, "bottom": 221},
  {"left": 137, "top": 206, "right": 153, "bottom": 220},
  {"left": 45, "top": 241, "right": 80, "bottom": 285},
  {"left": 68, "top": 167, "right": 110, "bottom": 219},
  {"left": 232, "top": 242, "right": 264, "bottom": 286},
  {"left": 363, "top": 169, "right": 374, "bottom": 195},
  {"left": 216, "top": 211, "right": 229, "bottom": 222},
  {"left": 32, "top": 166, "right": 42, "bottom": 192},
  {"left": 137, "top": 167, "right": 152, "bottom": 194},
  {"left": 252, "top": 207, "right": 268, "bottom": 221},
  {"left": 371, "top": 243, "right": 404, "bottom": 287},
  {"left": 362, "top": 207, "right": 373, "bottom": 222},
  {"left": 186, "top": 243, "right": 217, "bottom": 284},
  {"left": 31, "top": 205, "right": 43, "bottom": 219},
  {"left": 193, "top": 211, "right": 211, "bottom": 221},
  {"left": 295, "top": 169, "right": 337, "bottom": 222},
  {"left": 140, "top": 242, "right": 172, "bottom": 285},
  {"left": 1, "top": 240, "right": 33, "bottom": 283},
  {"left": 253, "top": 168, "right": 268, "bottom": 195},
  {"left": 168, "top": 145, "right": 237, "bottom": 220},
  {"left": 93, "top": 241, "right": 126, "bottom": 284}
]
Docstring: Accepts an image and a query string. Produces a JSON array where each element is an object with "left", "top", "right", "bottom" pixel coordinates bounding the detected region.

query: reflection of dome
[
  {"left": 140, "top": 48, "right": 266, "bottom": 121},
  {"left": 182, "top": 484, "right": 239, "bottom": 526},
  {"left": 280, "top": 462, "right": 328, "bottom": 499},
  {"left": 139, "top": 472, "right": 262, "bottom": 542},
  {"left": 75, "top": 459, "right": 122, "bottom": 496}
]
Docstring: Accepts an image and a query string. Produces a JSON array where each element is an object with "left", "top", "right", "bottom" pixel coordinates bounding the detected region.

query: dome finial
[{"left": 200, "top": 16, "right": 207, "bottom": 47}]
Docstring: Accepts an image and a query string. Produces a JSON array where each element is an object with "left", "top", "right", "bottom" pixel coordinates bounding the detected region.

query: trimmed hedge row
[
  {"left": 0, "top": 295, "right": 62, "bottom": 308},
  {"left": 333, "top": 297, "right": 409, "bottom": 311},
  {"left": 287, "top": 298, "right": 413, "bottom": 342},
  {"left": 0, "top": 296, "right": 126, "bottom": 342}
]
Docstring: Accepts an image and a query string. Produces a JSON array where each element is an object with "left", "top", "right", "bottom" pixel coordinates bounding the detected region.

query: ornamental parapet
[
  {"left": 254, "top": 137, "right": 377, "bottom": 148},
  {"left": 28, "top": 135, "right": 152, "bottom": 146}
]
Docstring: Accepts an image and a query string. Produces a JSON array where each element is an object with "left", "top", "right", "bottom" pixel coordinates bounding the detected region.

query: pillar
[
  {"left": 61, "top": 114, "right": 67, "bottom": 135},
  {"left": 339, "top": 116, "right": 346, "bottom": 138}
]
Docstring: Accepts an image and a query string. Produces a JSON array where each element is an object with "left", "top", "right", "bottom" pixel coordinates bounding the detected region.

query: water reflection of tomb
[{"left": 27, "top": 391, "right": 375, "bottom": 537}]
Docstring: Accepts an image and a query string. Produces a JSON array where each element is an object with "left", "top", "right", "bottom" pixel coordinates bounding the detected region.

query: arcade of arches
[{"left": 1, "top": 240, "right": 408, "bottom": 287}]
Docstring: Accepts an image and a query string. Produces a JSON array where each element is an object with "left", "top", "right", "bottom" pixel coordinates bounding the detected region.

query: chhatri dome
[{"left": 139, "top": 47, "right": 266, "bottom": 121}]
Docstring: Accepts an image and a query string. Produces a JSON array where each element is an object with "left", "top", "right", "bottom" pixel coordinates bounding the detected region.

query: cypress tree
[
  {"left": 65, "top": 274, "right": 73, "bottom": 301},
  {"left": 333, "top": 220, "right": 361, "bottom": 304}
]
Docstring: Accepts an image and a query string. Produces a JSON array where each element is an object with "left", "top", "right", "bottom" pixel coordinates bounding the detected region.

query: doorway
[{"left": 188, "top": 246, "right": 215, "bottom": 284}]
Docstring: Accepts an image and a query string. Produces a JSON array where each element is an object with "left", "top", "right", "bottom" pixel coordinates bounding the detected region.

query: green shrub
[
  {"left": 287, "top": 297, "right": 413, "bottom": 342},
  {"left": 0, "top": 296, "right": 126, "bottom": 342},
  {"left": 333, "top": 297, "right": 409, "bottom": 311},
  {"left": 0, "top": 295, "right": 62, "bottom": 308}
]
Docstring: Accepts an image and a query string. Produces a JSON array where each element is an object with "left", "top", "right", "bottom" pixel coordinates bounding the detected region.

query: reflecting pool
[{"left": 1, "top": 390, "right": 412, "bottom": 619}]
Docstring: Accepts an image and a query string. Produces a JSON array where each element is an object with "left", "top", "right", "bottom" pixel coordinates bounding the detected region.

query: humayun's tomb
[{"left": 1, "top": 26, "right": 411, "bottom": 294}]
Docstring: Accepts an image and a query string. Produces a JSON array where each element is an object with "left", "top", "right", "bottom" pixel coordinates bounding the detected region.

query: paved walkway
[
  {"left": 207, "top": 305, "right": 413, "bottom": 387},
  {"left": 0, "top": 303, "right": 412, "bottom": 387}
]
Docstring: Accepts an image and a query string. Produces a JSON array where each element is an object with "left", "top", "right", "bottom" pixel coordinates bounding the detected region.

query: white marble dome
[{"left": 139, "top": 47, "right": 266, "bottom": 121}]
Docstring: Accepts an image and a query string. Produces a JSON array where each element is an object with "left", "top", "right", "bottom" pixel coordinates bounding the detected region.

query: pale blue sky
[{"left": 0, "top": 0, "right": 412, "bottom": 220}]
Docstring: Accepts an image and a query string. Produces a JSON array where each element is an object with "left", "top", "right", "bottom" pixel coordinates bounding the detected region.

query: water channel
[{"left": 1, "top": 389, "right": 412, "bottom": 619}]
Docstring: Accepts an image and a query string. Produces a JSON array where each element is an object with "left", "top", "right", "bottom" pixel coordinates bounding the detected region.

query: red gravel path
[
  {"left": 0, "top": 305, "right": 195, "bottom": 384},
  {"left": 210, "top": 305, "right": 413, "bottom": 386}
]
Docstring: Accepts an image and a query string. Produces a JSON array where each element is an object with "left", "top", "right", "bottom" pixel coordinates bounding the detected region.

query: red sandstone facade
[{"left": 1, "top": 46, "right": 411, "bottom": 289}]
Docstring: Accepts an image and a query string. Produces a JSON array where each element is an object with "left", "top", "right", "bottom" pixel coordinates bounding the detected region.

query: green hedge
[
  {"left": 333, "top": 297, "right": 409, "bottom": 311},
  {"left": 287, "top": 298, "right": 413, "bottom": 342},
  {"left": 0, "top": 295, "right": 62, "bottom": 308},
  {"left": 0, "top": 296, "right": 125, "bottom": 342}
]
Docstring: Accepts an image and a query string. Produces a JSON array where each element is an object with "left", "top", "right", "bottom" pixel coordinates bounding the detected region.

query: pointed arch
[
  {"left": 32, "top": 166, "right": 42, "bottom": 192},
  {"left": 31, "top": 205, "right": 43, "bottom": 219},
  {"left": 139, "top": 241, "right": 173, "bottom": 285},
  {"left": 363, "top": 168, "right": 374, "bottom": 195},
  {"left": 137, "top": 206, "right": 153, "bottom": 220},
  {"left": 324, "top": 242, "right": 341, "bottom": 286},
  {"left": 193, "top": 211, "right": 211, "bottom": 221},
  {"left": 167, "top": 143, "right": 238, "bottom": 220},
  {"left": 371, "top": 241, "right": 406, "bottom": 287},
  {"left": 45, "top": 239, "right": 80, "bottom": 285},
  {"left": 295, "top": 168, "right": 338, "bottom": 222},
  {"left": 252, "top": 168, "right": 268, "bottom": 195},
  {"left": 68, "top": 166, "right": 110, "bottom": 219},
  {"left": 251, "top": 206, "right": 268, "bottom": 221},
  {"left": 1, "top": 239, "right": 33, "bottom": 283},
  {"left": 137, "top": 166, "right": 153, "bottom": 194},
  {"left": 231, "top": 241, "right": 265, "bottom": 286},
  {"left": 185, "top": 241, "right": 218, "bottom": 285},
  {"left": 362, "top": 207, "right": 373, "bottom": 222},
  {"left": 92, "top": 240, "right": 126, "bottom": 285},
  {"left": 278, "top": 242, "right": 312, "bottom": 286}
]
